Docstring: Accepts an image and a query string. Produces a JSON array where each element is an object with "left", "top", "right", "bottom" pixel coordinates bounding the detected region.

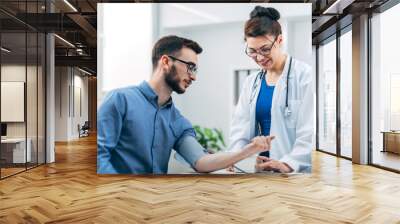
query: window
[
  {"left": 317, "top": 37, "right": 337, "bottom": 154},
  {"left": 390, "top": 74, "right": 400, "bottom": 130},
  {"left": 371, "top": 3, "right": 400, "bottom": 171},
  {"left": 340, "top": 29, "right": 352, "bottom": 158}
]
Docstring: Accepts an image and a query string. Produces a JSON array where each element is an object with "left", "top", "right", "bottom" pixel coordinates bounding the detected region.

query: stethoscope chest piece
[
  {"left": 284, "top": 107, "right": 292, "bottom": 117},
  {"left": 250, "top": 56, "right": 293, "bottom": 119}
]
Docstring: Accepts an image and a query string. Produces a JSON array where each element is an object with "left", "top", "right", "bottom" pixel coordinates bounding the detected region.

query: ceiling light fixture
[
  {"left": 323, "top": 0, "right": 354, "bottom": 15},
  {"left": 63, "top": 0, "right": 78, "bottom": 12},
  {"left": 78, "top": 67, "right": 93, "bottom": 76},
  {"left": 1, "top": 47, "right": 11, "bottom": 53},
  {"left": 54, "top": 34, "right": 75, "bottom": 48}
]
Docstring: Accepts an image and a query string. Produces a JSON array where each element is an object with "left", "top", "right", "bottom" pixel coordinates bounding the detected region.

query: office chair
[{"left": 79, "top": 121, "right": 90, "bottom": 138}]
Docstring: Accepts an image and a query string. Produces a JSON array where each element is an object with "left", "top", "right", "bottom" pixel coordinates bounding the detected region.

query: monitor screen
[{"left": 1, "top": 123, "right": 7, "bottom": 137}]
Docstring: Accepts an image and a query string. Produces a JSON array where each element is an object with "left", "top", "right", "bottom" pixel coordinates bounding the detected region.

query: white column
[{"left": 46, "top": 33, "right": 55, "bottom": 163}]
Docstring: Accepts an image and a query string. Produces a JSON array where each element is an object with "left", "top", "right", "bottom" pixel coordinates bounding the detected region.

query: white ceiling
[{"left": 160, "top": 3, "right": 311, "bottom": 29}]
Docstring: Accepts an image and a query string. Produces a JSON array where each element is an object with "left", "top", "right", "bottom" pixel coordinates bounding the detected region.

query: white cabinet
[{"left": 1, "top": 138, "right": 32, "bottom": 163}]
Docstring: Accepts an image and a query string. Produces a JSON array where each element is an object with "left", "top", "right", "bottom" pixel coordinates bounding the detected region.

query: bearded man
[{"left": 97, "top": 35, "right": 274, "bottom": 174}]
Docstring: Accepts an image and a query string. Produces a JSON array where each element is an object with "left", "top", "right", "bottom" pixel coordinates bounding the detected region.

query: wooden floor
[
  {"left": 0, "top": 167, "right": 26, "bottom": 178},
  {"left": 1, "top": 163, "right": 45, "bottom": 178},
  {"left": 1, "top": 135, "right": 400, "bottom": 223},
  {"left": 372, "top": 150, "right": 400, "bottom": 171}
]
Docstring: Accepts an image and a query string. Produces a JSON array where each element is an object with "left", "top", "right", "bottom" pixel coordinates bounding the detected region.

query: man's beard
[{"left": 165, "top": 65, "right": 185, "bottom": 94}]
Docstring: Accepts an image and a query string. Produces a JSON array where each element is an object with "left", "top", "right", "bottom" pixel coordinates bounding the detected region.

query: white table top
[{"left": 1, "top": 138, "right": 28, "bottom": 143}]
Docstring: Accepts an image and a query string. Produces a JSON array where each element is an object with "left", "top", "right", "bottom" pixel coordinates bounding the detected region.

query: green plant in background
[{"left": 193, "top": 125, "right": 226, "bottom": 153}]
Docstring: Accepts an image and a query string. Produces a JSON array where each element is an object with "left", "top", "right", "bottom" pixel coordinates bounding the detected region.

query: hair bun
[{"left": 250, "top": 6, "right": 280, "bottom": 21}]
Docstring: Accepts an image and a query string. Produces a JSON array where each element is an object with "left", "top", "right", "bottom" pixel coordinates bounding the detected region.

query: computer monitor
[{"left": 1, "top": 123, "right": 7, "bottom": 137}]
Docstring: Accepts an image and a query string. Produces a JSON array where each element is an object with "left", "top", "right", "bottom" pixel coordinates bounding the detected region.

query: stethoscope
[{"left": 249, "top": 56, "right": 293, "bottom": 117}]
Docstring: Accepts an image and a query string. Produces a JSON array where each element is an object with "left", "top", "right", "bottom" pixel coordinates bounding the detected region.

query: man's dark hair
[{"left": 152, "top": 35, "right": 203, "bottom": 70}]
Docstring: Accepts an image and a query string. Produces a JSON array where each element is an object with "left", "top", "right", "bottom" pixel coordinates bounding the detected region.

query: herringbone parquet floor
[{"left": 1, "top": 134, "right": 400, "bottom": 223}]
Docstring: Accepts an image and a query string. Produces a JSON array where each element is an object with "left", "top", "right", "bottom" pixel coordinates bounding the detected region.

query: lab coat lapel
[{"left": 249, "top": 72, "right": 262, "bottom": 138}]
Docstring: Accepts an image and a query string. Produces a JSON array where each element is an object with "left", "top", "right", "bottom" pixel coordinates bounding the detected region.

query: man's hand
[
  {"left": 249, "top": 136, "right": 275, "bottom": 154},
  {"left": 194, "top": 136, "right": 275, "bottom": 173},
  {"left": 255, "top": 156, "right": 293, "bottom": 173}
]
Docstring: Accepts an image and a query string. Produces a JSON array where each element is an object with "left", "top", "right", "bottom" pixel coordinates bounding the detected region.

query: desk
[
  {"left": 1, "top": 138, "right": 31, "bottom": 164},
  {"left": 168, "top": 153, "right": 307, "bottom": 174},
  {"left": 381, "top": 131, "right": 400, "bottom": 154},
  {"left": 168, "top": 151, "right": 258, "bottom": 174},
  {"left": 168, "top": 152, "right": 258, "bottom": 174}
]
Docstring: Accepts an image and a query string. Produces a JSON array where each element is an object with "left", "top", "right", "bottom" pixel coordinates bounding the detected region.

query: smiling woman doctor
[{"left": 228, "top": 6, "right": 314, "bottom": 173}]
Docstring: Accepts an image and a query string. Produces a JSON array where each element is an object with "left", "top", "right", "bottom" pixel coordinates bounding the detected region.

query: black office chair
[{"left": 78, "top": 121, "right": 90, "bottom": 138}]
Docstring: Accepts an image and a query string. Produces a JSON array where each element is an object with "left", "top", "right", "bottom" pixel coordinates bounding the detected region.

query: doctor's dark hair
[
  {"left": 152, "top": 35, "right": 203, "bottom": 70},
  {"left": 244, "top": 6, "right": 282, "bottom": 40}
]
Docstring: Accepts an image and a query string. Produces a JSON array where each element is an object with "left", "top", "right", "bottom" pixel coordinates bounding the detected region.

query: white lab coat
[{"left": 228, "top": 55, "right": 314, "bottom": 172}]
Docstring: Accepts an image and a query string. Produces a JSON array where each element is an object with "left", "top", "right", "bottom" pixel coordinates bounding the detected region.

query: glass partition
[
  {"left": 371, "top": 4, "right": 400, "bottom": 171},
  {"left": 1, "top": 31, "right": 28, "bottom": 177},
  {"left": 0, "top": 1, "right": 46, "bottom": 179}
]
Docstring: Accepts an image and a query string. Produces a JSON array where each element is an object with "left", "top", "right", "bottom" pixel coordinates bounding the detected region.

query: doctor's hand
[
  {"left": 255, "top": 156, "right": 293, "bottom": 173},
  {"left": 249, "top": 136, "right": 275, "bottom": 154},
  {"left": 226, "top": 165, "right": 235, "bottom": 172}
]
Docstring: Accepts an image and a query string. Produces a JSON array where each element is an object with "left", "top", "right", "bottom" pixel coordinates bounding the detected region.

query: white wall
[
  {"left": 55, "top": 67, "right": 89, "bottom": 141},
  {"left": 71, "top": 74, "right": 89, "bottom": 138},
  {"left": 97, "top": 3, "right": 155, "bottom": 105},
  {"left": 287, "top": 17, "right": 313, "bottom": 66},
  {"left": 55, "top": 67, "right": 68, "bottom": 141}
]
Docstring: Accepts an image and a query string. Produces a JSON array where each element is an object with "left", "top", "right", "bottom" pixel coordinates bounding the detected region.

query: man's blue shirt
[{"left": 97, "top": 81, "right": 203, "bottom": 174}]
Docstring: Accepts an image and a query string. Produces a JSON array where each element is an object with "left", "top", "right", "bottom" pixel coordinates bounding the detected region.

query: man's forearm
[{"left": 194, "top": 143, "right": 257, "bottom": 172}]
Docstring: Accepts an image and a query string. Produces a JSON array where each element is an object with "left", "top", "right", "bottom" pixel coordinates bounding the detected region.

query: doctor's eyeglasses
[
  {"left": 168, "top": 55, "right": 198, "bottom": 75},
  {"left": 245, "top": 37, "right": 277, "bottom": 58}
]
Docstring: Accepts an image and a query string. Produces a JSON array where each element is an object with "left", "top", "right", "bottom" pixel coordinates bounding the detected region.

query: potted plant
[
  {"left": 172, "top": 125, "right": 227, "bottom": 171},
  {"left": 193, "top": 125, "right": 226, "bottom": 153}
]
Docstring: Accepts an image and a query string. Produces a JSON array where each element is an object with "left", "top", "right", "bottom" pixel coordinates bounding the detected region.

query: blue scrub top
[{"left": 255, "top": 78, "right": 275, "bottom": 157}]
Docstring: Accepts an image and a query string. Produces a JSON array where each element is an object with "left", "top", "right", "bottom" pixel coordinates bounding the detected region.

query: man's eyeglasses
[
  {"left": 168, "top": 55, "right": 198, "bottom": 75},
  {"left": 245, "top": 37, "right": 277, "bottom": 58}
]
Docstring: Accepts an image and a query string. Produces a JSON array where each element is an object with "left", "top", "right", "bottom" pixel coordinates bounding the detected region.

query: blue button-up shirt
[{"left": 97, "top": 81, "right": 204, "bottom": 174}]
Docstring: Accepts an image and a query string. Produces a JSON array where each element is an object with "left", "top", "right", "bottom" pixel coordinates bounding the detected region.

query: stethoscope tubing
[{"left": 250, "top": 56, "right": 293, "bottom": 114}]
